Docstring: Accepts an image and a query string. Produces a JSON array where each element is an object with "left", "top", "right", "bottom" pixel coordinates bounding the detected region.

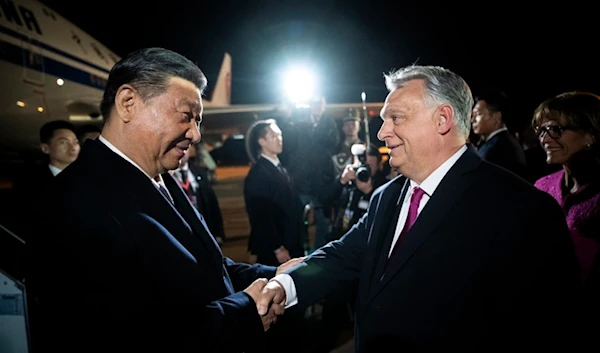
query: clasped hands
[{"left": 243, "top": 257, "right": 303, "bottom": 331}]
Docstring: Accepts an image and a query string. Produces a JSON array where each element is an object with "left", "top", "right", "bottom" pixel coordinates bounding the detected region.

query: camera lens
[{"left": 356, "top": 165, "right": 370, "bottom": 182}]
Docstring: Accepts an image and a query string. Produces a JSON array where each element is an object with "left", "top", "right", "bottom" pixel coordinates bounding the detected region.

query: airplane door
[
  {"left": 19, "top": 33, "right": 45, "bottom": 87},
  {"left": 18, "top": 32, "right": 50, "bottom": 118}
]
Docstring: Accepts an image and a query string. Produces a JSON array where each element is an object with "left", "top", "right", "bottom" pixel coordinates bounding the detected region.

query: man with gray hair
[{"left": 257, "top": 65, "right": 579, "bottom": 352}]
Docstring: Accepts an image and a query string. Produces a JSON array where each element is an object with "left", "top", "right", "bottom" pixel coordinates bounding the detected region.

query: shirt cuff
[{"left": 270, "top": 273, "right": 297, "bottom": 308}]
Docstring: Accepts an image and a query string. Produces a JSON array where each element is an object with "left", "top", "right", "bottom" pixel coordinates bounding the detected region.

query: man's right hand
[
  {"left": 244, "top": 278, "right": 284, "bottom": 331},
  {"left": 256, "top": 280, "right": 286, "bottom": 316},
  {"left": 243, "top": 278, "right": 268, "bottom": 304}
]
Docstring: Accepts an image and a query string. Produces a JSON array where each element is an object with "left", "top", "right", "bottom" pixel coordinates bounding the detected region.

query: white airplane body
[
  {"left": 0, "top": 0, "right": 383, "bottom": 156},
  {"left": 0, "top": 0, "right": 236, "bottom": 155}
]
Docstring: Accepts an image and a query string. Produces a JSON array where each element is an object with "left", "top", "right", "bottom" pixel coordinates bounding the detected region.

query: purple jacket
[{"left": 535, "top": 169, "right": 600, "bottom": 282}]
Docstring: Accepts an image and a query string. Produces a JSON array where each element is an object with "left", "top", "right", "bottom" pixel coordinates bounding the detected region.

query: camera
[{"left": 351, "top": 144, "right": 371, "bottom": 183}]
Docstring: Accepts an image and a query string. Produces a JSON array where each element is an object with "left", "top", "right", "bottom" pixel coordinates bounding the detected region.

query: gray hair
[{"left": 384, "top": 65, "right": 473, "bottom": 138}]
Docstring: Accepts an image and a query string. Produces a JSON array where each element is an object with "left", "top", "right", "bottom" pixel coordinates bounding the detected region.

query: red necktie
[
  {"left": 388, "top": 186, "right": 425, "bottom": 260},
  {"left": 178, "top": 171, "right": 197, "bottom": 207}
]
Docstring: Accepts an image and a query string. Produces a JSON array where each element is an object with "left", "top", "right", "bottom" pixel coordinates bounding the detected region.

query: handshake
[{"left": 243, "top": 257, "right": 304, "bottom": 331}]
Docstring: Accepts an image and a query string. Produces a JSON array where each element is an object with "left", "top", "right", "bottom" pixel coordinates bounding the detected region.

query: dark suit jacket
[
  {"left": 287, "top": 145, "right": 580, "bottom": 352},
  {"left": 27, "top": 139, "right": 277, "bottom": 353},
  {"left": 477, "top": 130, "right": 527, "bottom": 179},
  {"left": 244, "top": 157, "right": 305, "bottom": 265},
  {"left": 11, "top": 163, "right": 56, "bottom": 241}
]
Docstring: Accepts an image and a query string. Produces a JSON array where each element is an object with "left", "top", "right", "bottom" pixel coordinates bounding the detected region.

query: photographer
[
  {"left": 311, "top": 143, "right": 387, "bottom": 352},
  {"left": 329, "top": 144, "right": 387, "bottom": 242}
]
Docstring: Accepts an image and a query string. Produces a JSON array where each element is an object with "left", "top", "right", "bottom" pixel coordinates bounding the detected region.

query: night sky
[{"left": 38, "top": 0, "right": 599, "bottom": 131}]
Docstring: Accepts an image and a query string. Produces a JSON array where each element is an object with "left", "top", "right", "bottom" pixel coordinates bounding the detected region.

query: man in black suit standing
[
  {"left": 11, "top": 120, "right": 80, "bottom": 241},
  {"left": 244, "top": 119, "right": 306, "bottom": 267},
  {"left": 258, "top": 65, "right": 580, "bottom": 352},
  {"left": 471, "top": 90, "right": 528, "bottom": 179},
  {"left": 28, "top": 47, "right": 299, "bottom": 353}
]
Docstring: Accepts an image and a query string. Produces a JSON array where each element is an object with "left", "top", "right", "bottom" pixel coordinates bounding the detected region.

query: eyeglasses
[{"left": 534, "top": 125, "right": 577, "bottom": 140}]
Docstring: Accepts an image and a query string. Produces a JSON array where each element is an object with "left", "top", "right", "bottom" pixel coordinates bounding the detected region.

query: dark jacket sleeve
[
  {"left": 287, "top": 187, "right": 384, "bottom": 307},
  {"left": 225, "top": 257, "right": 277, "bottom": 290}
]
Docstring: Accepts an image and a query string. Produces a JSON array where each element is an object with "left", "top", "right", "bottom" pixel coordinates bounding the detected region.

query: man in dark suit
[
  {"left": 257, "top": 65, "right": 580, "bottom": 352},
  {"left": 244, "top": 119, "right": 306, "bottom": 267},
  {"left": 11, "top": 120, "right": 80, "bottom": 241},
  {"left": 471, "top": 90, "right": 528, "bottom": 179},
  {"left": 27, "top": 47, "right": 299, "bottom": 353}
]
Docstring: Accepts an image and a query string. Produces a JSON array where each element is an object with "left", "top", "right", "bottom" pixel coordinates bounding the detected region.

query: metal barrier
[
  {"left": 0, "top": 269, "right": 30, "bottom": 353},
  {"left": 0, "top": 224, "right": 27, "bottom": 283}
]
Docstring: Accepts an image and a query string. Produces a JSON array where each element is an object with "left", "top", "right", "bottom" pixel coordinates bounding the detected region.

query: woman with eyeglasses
[{"left": 532, "top": 91, "right": 600, "bottom": 345}]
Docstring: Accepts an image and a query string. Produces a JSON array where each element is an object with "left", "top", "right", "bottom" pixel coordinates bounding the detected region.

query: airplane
[
  {"left": 0, "top": 0, "right": 384, "bottom": 158},
  {"left": 0, "top": 0, "right": 237, "bottom": 156}
]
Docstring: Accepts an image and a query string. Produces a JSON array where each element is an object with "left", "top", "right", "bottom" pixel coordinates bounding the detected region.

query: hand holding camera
[
  {"left": 351, "top": 144, "right": 371, "bottom": 182},
  {"left": 340, "top": 144, "right": 372, "bottom": 185}
]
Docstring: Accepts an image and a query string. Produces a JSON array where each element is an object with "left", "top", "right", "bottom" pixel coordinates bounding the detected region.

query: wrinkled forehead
[
  {"left": 380, "top": 95, "right": 415, "bottom": 119},
  {"left": 380, "top": 82, "right": 423, "bottom": 118},
  {"left": 168, "top": 77, "right": 202, "bottom": 106}
]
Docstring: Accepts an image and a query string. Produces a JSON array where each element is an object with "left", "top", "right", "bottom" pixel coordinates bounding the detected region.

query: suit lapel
[
  {"left": 368, "top": 146, "right": 482, "bottom": 300},
  {"left": 86, "top": 140, "right": 214, "bottom": 264},
  {"left": 259, "top": 158, "right": 290, "bottom": 187},
  {"left": 357, "top": 176, "right": 407, "bottom": 312},
  {"left": 163, "top": 172, "right": 223, "bottom": 264},
  {"left": 370, "top": 179, "right": 409, "bottom": 282}
]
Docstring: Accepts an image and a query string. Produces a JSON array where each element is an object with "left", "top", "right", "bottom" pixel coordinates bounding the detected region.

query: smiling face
[
  {"left": 129, "top": 77, "right": 203, "bottom": 176},
  {"left": 537, "top": 116, "right": 592, "bottom": 165},
  {"left": 377, "top": 79, "right": 444, "bottom": 181}
]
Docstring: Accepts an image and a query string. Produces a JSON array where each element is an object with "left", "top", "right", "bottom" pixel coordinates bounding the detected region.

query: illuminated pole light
[
  {"left": 37, "top": 106, "right": 44, "bottom": 113},
  {"left": 16, "top": 101, "right": 25, "bottom": 107},
  {"left": 361, "top": 91, "right": 370, "bottom": 146}
]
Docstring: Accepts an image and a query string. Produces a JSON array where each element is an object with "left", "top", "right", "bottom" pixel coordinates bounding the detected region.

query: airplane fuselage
[{"left": 0, "top": 0, "right": 117, "bottom": 154}]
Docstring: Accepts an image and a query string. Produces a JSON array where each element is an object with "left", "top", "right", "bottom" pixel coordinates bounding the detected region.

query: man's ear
[
  {"left": 258, "top": 137, "right": 266, "bottom": 149},
  {"left": 435, "top": 104, "right": 454, "bottom": 135},
  {"left": 40, "top": 143, "right": 50, "bottom": 154},
  {"left": 114, "top": 84, "right": 138, "bottom": 123},
  {"left": 491, "top": 111, "right": 503, "bottom": 126}
]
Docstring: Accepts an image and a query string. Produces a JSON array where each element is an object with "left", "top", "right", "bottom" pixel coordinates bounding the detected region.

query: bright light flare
[{"left": 283, "top": 68, "right": 315, "bottom": 104}]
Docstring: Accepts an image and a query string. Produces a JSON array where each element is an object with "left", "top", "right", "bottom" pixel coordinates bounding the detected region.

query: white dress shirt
[{"left": 48, "top": 164, "right": 62, "bottom": 176}]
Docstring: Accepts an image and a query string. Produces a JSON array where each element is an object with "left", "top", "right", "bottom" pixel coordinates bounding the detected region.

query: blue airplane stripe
[
  {"left": 0, "top": 24, "right": 111, "bottom": 74},
  {"left": 0, "top": 37, "right": 106, "bottom": 90}
]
